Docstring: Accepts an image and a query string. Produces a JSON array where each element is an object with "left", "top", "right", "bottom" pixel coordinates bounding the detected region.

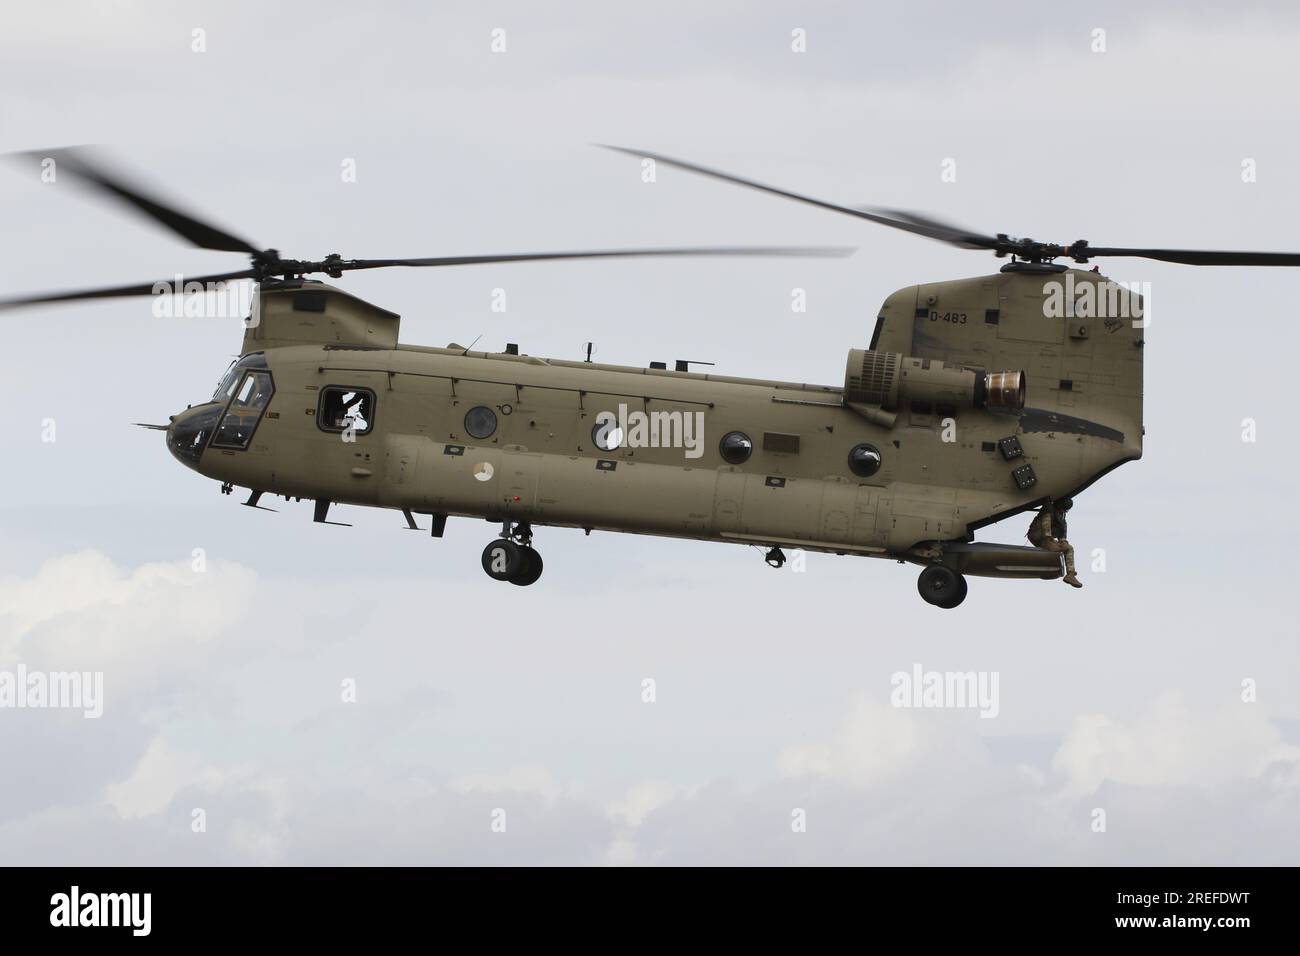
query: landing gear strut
[
  {"left": 917, "top": 565, "right": 968, "bottom": 609},
  {"left": 481, "top": 520, "right": 544, "bottom": 586}
]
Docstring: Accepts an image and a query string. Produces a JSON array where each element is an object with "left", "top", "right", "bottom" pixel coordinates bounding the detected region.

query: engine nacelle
[{"left": 844, "top": 348, "right": 1024, "bottom": 413}]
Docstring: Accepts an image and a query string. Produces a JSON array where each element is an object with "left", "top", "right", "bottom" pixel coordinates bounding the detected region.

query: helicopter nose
[{"left": 165, "top": 403, "right": 223, "bottom": 471}]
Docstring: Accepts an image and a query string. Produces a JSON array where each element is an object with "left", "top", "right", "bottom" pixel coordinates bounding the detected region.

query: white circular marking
[{"left": 597, "top": 426, "right": 624, "bottom": 451}]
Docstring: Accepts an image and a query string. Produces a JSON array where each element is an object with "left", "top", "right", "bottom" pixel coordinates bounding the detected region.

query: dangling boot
[{"left": 1062, "top": 548, "right": 1082, "bottom": 588}]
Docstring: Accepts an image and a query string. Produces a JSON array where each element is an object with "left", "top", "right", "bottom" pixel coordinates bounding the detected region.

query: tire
[
  {"left": 509, "top": 547, "right": 544, "bottom": 586},
  {"left": 481, "top": 539, "right": 522, "bottom": 581},
  {"left": 936, "top": 574, "right": 968, "bottom": 609},
  {"left": 917, "top": 565, "right": 962, "bottom": 607}
]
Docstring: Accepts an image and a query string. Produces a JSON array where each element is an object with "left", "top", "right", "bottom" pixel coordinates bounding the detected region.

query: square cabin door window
[{"left": 318, "top": 387, "right": 376, "bottom": 435}]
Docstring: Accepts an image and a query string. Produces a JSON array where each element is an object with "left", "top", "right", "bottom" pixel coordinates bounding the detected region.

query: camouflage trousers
[{"left": 1028, "top": 528, "right": 1077, "bottom": 578}]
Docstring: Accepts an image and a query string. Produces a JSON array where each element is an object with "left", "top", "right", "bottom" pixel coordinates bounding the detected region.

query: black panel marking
[
  {"left": 869, "top": 315, "right": 886, "bottom": 350},
  {"left": 293, "top": 291, "right": 328, "bottom": 313},
  {"left": 1019, "top": 408, "right": 1124, "bottom": 443}
]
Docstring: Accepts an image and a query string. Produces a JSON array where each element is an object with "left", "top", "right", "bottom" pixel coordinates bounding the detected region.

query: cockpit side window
[
  {"left": 211, "top": 370, "right": 275, "bottom": 449},
  {"left": 317, "top": 386, "right": 376, "bottom": 435}
]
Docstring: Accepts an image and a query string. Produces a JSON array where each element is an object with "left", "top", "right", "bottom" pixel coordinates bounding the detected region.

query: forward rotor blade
[
  {"left": 1079, "top": 246, "right": 1300, "bottom": 267},
  {"left": 339, "top": 246, "right": 854, "bottom": 271},
  {"left": 0, "top": 270, "right": 257, "bottom": 311},
  {"left": 10, "top": 148, "right": 261, "bottom": 255},
  {"left": 599, "top": 145, "right": 1002, "bottom": 250},
  {"left": 863, "top": 208, "right": 999, "bottom": 250}
]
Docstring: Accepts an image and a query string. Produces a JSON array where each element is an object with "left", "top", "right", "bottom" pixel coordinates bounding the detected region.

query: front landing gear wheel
[
  {"left": 481, "top": 539, "right": 523, "bottom": 581},
  {"left": 917, "top": 565, "right": 967, "bottom": 608},
  {"left": 509, "top": 547, "right": 544, "bottom": 586}
]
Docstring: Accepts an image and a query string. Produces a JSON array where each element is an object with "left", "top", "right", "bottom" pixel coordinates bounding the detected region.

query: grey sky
[{"left": 1, "top": 0, "right": 1297, "bottom": 864}]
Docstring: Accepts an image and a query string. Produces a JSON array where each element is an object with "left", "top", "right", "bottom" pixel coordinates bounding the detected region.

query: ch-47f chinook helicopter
[{"left": 7, "top": 147, "right": 1300, "bottom": 607}]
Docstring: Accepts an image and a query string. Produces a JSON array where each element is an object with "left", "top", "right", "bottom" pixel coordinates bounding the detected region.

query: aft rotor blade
[
  {"left": 1079, "top": 246, "right": 1300, "bottom": 267},
  {"left": 600, "top": 147, "right": 1300, "bottom": 268},
  {"left": 339, "top": 246, "right": 855, "bottom": 270},
  {"left": 599, "top": 145, "right": 1002, "bottom": 250},
  {"left": 0, "top": 270, "right": 257, "bottom": 311},
  {"left": 9, "top": 148, "right": 262, "bottom": 255}
]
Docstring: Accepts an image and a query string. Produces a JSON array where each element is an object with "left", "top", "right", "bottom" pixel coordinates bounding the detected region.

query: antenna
[
  {"left": 674, "top": 359, "right": 716, "bottom": 373},
  {"left": 584, "top": 341, "right": 595, "bottom": 363}
]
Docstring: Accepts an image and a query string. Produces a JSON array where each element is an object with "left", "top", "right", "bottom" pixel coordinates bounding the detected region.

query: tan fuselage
[{"left": 169, "top": 270, "right": 1143, "bottom": 572}]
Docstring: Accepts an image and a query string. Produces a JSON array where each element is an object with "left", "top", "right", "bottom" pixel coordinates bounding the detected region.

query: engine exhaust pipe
[{"left": 982, "top": 370, "right": 1026, "bottom": 411}]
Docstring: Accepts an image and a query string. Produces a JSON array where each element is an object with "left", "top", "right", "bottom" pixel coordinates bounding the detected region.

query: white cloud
[
  {"left": 450, "top": 765, "right": 572, "bottom": 803},
  {"left": 778, "top": 695, "right": 950, "bottom": 786},
  {"left": 0, "top": 549, "right": 257, "bottom": 685},
  {"left": 106, "top": 736, "right": 225, "bottom": 820},
  {"left": 607, "top": 779, "right": 679, "bottom": 827},
  {"left": 1052, "top": 692, "right": 1300, "bottom": 794},
  {"left": 0, "top": 549, "right": 1296, "bottom": 864}
]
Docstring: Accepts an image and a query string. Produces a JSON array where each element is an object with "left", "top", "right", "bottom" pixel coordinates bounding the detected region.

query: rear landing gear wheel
[
  {"left": 939, "top": 574, "right": 968, "bottom": 609},
  {"left": 509, "top": 547, "right": 544, "bottom": 586},
  {"left": 481, "top": 539, "right": 523, "bottom": 581},
  {"left": 917, "top": 565, "right": 967, "bottom": 608}
]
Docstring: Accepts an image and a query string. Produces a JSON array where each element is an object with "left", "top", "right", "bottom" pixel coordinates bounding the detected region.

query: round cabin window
[
  {"left": 719, "top": 431, "right": 753, "bottom": 465},
  {"left": 464, "top": 406, "right": 498, "bottom": 440},
  {"left": 592, "top": 416, "right": 624, "bottom": 452},
  {"left": 848, "top": 443, "right": 882, "bottom": 478}
]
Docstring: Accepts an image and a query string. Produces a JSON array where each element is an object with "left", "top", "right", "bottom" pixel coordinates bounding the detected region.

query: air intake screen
[{"left": 844, "top": 349, "right": 901, "bottom": 408}]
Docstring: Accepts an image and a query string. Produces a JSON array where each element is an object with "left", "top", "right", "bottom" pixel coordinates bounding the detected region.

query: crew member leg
[{"left": 1061, "top": 540, "right": 1082, "bottom": 588}]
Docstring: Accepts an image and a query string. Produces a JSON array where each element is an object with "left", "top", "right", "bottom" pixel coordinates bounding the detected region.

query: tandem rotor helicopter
[{"left": 6, "top": 146, "right": 1298, "bottom": 607}]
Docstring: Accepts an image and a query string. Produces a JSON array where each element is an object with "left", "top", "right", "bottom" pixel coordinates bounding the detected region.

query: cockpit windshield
[
  {"left": 212, "top": 361, "right": 241, "bottom": 401},
  {"left": 211, "top": 356, "right": 270, "bottom": 405},
  {"left": 212, "top": 352, "right": 271, "bottom": 402}
]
